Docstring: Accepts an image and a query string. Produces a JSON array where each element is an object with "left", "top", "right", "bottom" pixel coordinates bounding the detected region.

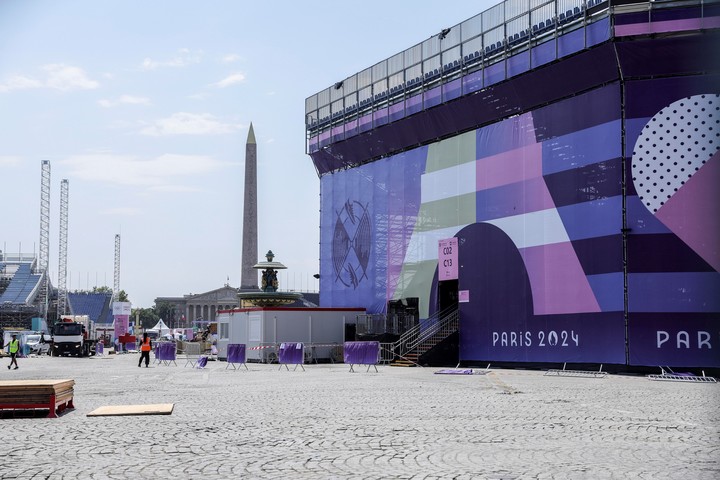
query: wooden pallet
[{"left": 0, "top": 379, "right": 75, "bottom": 418}]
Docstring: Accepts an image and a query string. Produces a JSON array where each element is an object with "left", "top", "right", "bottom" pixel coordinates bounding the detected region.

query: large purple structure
[{"left": 306, "top": 0, "right": 720, "bottom": 368}]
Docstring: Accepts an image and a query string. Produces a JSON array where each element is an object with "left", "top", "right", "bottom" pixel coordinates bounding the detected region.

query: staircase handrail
[{"left": 392, "top": 306, "right": 458, "bottom": 358}]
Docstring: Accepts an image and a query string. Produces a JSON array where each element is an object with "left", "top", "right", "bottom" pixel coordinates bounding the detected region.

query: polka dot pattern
[{"left": 631, "top": 94, "right": 719, "bottom": 213}]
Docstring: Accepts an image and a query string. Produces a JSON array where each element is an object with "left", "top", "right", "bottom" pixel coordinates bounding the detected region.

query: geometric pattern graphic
[
  {"left": 631, "top": 94, "right": 720, "bottom": 213},
  {"left": 632, "top": 94, "right": 720, "bottom": 272},
  {"left": 332, "top": 200, "right": 371, "bottom": 289}
]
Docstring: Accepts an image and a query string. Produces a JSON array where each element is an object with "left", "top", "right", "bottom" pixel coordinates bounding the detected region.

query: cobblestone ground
[{"left": 1, "top": 354, "right": 718, "bottom": 479}]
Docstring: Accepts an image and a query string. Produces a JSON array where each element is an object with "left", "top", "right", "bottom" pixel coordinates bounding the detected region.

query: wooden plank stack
[{"left": 0, "top": 379, "right": 75, "bottom": 418}]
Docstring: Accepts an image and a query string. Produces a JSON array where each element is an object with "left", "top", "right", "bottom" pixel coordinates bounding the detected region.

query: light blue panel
[
  {"left": 587, "top": 272, "right": 625, "bottom": 311},
  {"left": 542, "top": 120, "right": 622, "bottom": 175},
  {"left": 557, "top": 195, "right": 623, "bottom": 241},
  {"left": 626, "top": 196, "right": 672, "bottom": 235}
]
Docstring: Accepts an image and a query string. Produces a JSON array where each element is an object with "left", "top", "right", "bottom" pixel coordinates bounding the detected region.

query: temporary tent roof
[{"left": 147, "top": 319, "right": 171, "bottom": 335}]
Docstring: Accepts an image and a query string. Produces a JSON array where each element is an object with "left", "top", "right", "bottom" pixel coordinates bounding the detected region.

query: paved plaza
[{"left": 1, "top": 353, "right": 718, "bottom": 479}]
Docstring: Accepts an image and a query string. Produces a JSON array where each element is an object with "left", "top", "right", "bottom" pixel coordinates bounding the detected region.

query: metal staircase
[{"left": 382, "top": 306, "right": 459, "bottom": 367}]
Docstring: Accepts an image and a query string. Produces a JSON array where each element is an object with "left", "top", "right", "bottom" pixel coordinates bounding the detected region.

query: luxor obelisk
[{"left": 240, "top": 123, "right": 259, "bottom": 289}]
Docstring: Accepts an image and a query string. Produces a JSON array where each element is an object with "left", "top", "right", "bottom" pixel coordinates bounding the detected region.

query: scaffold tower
[
  {"left": 39, "top": 160, "right": 51, "bottom": 319},
  {"left": 57, "top": 179, "right": 69, "bottom": 316},
  {"left": 113, "top": 234, "right": 120, "bottom": 301}
]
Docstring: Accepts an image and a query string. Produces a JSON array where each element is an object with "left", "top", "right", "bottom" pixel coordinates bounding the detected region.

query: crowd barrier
[
  {"left": 278, "top": 343, "right": 305, "bottom": 371},
  {"left": 95, "top": 343, "right": 104, "bottom": 356},
  {"left": 226, "top": 344, "right": 248, "bottom": 370},
  {"left": 154, "top": 342, "right": 177, "bottom": 366},
  {"left": 344, "top": 341, "right": 380, "bottom": 373}
]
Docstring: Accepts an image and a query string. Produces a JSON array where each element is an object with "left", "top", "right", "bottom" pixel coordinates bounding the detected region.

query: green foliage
[
  {"left": 155, "top": 301, "right": 176, "bottom": 327},
  {"left": 131, "top": 307, "right": 159, "bottom": 330}
]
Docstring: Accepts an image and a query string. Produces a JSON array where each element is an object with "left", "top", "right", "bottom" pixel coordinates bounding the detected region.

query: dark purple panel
[
  {"left": 615, "top": 33, "right": 720, "bottom": 79},
  {"left": 628, "top": 313, "right": 720, "bottom": 367},
  {"left": 227, "top": 343, "right": 246, "bottom": 364},
  {"left": 310, "top": 43, "right": 620, "bottom": 175},
  {"left": 343, "top": 341, "right": 380, "bottom": 364},
  {"left": 278, "top": 342, "right": 304, "bottom": 364},
  {"left": 627, "top": 234, "right": 715, "bottom": 273},
  {"left": 543, "top": 158, "right": 622, "bottom": 207},
  {"left": 532, "top": 83, "right": 620, "bottom": 141},
  {"left": 569, "top": 235, "right": 624, "bottom": 275},
  {"left": 624, "top": 75, "right": 720, "bottom": 119},
  {"left": 456, "top": 222, "right": 626, "bottom": 363}
]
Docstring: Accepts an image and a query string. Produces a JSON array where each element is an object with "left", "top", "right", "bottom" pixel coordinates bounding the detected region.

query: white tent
[{"left": 147, "top": 319, "right": 171, "bottom": 336}]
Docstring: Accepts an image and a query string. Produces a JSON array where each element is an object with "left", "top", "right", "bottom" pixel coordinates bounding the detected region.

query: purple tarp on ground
[
  {"left": 343, "top": 341, "right": 380, "bottom": 365},
  {"left": 227, "top": 344, "right": 246, "bottom": 364},
  {"left": 196, "top": 356, "right": 208, "bottom": 369},
  {"left": 278, "top": 343, "right": 304, "bottom": 365}
]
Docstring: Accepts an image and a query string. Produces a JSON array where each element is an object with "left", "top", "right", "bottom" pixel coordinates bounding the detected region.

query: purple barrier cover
[
  {"left": 196, "top": 356, "right": 208, "bottom": 368},
  {"left": 96, "top": 343, "right": 104, "bottom": 354},
  {"left": 344, "top": 341, "right": 380, "bottom": 365},
  {"left": 278, "top": 342, "right": 304, "bottom": 364},
  {"left": 227, "top": 344, "right": 246, "bottom": 364},
  {"left": 125, "top": 342, "right": 136, "bottom": 351},
  {"left": 156, "top": 342, "right": 176, "bottom": 361}
]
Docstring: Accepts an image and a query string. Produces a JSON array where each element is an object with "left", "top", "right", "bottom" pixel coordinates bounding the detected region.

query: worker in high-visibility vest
[
  {"left": 138, "top": 333, "right": 152, "bottom": 368},
  {"left": 5, "top": 334, "right": 20, "bottom": 370}
]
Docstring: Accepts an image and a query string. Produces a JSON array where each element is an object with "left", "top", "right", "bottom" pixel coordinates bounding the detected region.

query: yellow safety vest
[{"left": 9, "top": 339, "right": 19, "bottom": 354}]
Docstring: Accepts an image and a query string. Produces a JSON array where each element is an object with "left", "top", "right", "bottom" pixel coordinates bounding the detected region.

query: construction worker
[
  {"left": 138, "top": 332, "right": 152, "bottom": 368},
  {"left": 5, "top": 334, "right": 20, "bottom": 370}
]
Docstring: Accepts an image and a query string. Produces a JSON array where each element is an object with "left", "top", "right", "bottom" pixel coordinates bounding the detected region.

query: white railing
[{"left": 382, "top": 306, "right": 459, "bottom": 363}]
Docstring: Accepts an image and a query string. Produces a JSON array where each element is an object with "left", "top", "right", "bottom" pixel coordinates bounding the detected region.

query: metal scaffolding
[
  {"left": 113, "top": 234, "right": 120, "bottom": 302},
  {"left": 39, "top": 160, "right": 51, "bottom": 320},
  {"left": 57, "top": 179, "right": 69, "bottom": 316}
]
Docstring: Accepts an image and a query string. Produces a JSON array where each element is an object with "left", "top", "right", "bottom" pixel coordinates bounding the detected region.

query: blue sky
[{"left": 0, "top": 0, "right": 495, "bottom": 307}]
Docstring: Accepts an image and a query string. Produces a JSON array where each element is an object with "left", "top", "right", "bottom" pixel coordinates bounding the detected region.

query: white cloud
[
  {"left": 221, "top": 54, "right": 241, "bottom": 63},
  {"left": 60, "top": 153, "right": 231, "bottom": 189},
  {"left": 187, "top": 92, "right": 209, "bottom": 100},
  {"left": 141, "top": 49, "right": 201, "bottom": 70},
  {"left": 0, "top": 64, "right": 98, "bottom": 92},
  {"left": 212, "top": 72, "right": 245, "bottom": 88},
  {"left": 42, "top": 64, "right": 99, "bottom": 91},
  {"left": 98, "top": 95, "right": 151, "bottom": 108},
  {"left": 0, "top": 156, "right": 22, "bottom": 167},
  {"left": 140, "top": 112, "right": 243, "bottom": 136}
]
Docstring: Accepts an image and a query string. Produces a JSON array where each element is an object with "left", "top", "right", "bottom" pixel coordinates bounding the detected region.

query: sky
[{"left": 0, "top": 0, "right": 496, "bottom": 308}]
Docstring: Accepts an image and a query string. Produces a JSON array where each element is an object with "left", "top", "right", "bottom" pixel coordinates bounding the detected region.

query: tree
[
  {"left": 155, "top": 301, "right": 176, "bottom": 328},
  {"left": 132, "top": 307, "right": 159, "bottom": 330},
  {"left": 117, "top": 290, "right": 129, "bottom": 302}
]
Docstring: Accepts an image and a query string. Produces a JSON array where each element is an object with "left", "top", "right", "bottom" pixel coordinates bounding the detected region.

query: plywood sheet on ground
[{"left": 87, "top": 403, "right": 174, "bottom": 417}]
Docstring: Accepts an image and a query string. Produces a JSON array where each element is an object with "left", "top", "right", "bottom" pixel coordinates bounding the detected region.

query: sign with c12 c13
[{"left": 438, "top": 237, "right": 458, "bottom": 281}]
